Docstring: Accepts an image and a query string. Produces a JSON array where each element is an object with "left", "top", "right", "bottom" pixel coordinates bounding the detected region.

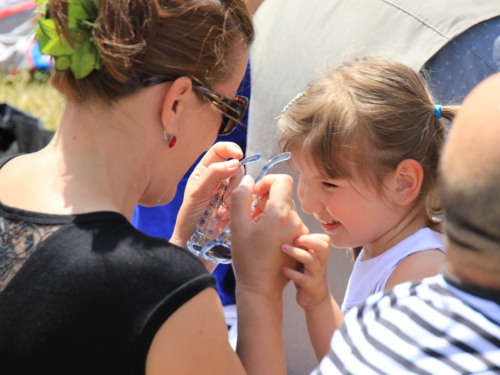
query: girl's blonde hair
[{"left": 278, "top": 57, "right": 458, "bottom": 256}]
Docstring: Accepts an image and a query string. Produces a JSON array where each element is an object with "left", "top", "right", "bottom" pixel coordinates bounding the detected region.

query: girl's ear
[
  {"left": 391, "top": 159, "right": 424, "bottom": 205},
  {"left": 160, "top": 76, "right": 193, "bottom": 135}
]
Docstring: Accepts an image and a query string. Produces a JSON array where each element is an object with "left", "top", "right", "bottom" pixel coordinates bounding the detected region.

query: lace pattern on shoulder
[{"left": 0, "top": 216, "right": 60, "bottom": 291}]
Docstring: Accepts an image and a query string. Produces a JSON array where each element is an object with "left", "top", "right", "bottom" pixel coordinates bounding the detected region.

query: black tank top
[{"left": 0, "top": 155, "right": 215, "bottom": 375}]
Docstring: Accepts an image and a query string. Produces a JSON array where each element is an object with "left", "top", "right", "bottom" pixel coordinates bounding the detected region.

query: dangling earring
[{"left": 164, "top": 130, "right": 177, "bottom": 148}]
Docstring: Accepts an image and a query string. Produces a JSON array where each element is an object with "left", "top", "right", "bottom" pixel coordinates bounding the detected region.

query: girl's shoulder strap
[{"left": 0, "top": 154, "right": 22, "bottom": 169}]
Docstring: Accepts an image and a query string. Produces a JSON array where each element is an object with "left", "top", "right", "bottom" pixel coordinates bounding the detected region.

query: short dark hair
[{"left": 440, "top": 168, "right": 500, "bottom": 253}]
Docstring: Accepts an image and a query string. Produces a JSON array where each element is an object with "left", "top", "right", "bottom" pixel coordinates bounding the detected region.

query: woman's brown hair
[
  {"left": 278, "top": 57, "right": 459, "bottom": 259},
  {"left": 46, "top": 0, "right": 254, "bottom": 103}
]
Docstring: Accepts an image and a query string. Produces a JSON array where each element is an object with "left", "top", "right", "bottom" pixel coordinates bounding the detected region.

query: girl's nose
[{"left": 298, "top": 184, "right": 322, "bottom": 215}]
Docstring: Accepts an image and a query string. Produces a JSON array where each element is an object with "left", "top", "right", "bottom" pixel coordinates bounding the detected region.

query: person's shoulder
[
  {"left": 386, "top": 248, "right": 446, "bottom": 289},
  {"left": 408, "top": 227, "right": 445, "bottom": 251},
  {"left": 104, "top": 219, "right": 209, "bottom": 274},
  {"left": 59, "top": 216, "right": 215, "bottom": 316},
  {"left": 346, "top": 275, "right": 443, "bottom": 319},
  {"left": 59, "top": 214, "right": 211, "bottom": 282},
  {"left": 383, "top": 227, "right": 446, "bottom": 290}
]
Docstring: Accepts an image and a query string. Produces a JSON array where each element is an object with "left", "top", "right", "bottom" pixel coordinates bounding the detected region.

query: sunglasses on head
[{"left": 142, "top": 77, "right": 249, "bottom": 136}]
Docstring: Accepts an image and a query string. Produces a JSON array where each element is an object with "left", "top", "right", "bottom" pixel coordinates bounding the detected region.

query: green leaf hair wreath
[{"left": 35, "top": 0, "right": 101, "bottom": 79}]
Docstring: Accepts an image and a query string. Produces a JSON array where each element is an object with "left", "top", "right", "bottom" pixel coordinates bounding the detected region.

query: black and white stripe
[{"left": 312, "top": 275, "right": 500, "bottom": 374}]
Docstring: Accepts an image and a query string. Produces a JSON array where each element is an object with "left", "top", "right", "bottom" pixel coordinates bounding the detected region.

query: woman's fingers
[
  {"left": 187, "top": 142, "right": 252, "bottom": 206},
  {"left": 229, "top": 174, "right": 308, "bottom": 296},
  {"left": 253, "top": 174, "right": 281, "bottom": 198},
  {"left": 222, "top": 164, "right": 245, "bottom": 208},
  {"left": 253, "top": 174, "right": 299, "bottom": 219},
  {"left": 187, "top": 159, "right": 239, "bottom": 197},
  {"left": 172, "top": 142, "right": 244, "bottom": 250},
  {"left": 197, "top": 141, "right": 243, "bottom": 169},
  {"left": 258, "top": 175, "right": 294, "bottom": 219},
  {"left": 187, "top": 142, "right": 243, "bottom": 193},
  {"left": 227, "top": 175, "right": 255, "bottom": 230}
]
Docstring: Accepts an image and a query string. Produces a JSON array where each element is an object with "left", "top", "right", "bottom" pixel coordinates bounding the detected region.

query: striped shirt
[{"left": 312, "top": 273, "right": 500, "bottom": 374}]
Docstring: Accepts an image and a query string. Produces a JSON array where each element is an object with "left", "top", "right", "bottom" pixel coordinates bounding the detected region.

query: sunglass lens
[
  {"left": 218, "top": 117, "right": 236, "bottom": 135},
  {"left": 230, "top": 97, "right": 247, "bottom": 112}
]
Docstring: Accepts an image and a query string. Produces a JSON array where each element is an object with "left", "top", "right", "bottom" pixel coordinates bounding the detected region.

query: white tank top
[{"left": 341, "top": 227, "right": 444, "bottom": 314}]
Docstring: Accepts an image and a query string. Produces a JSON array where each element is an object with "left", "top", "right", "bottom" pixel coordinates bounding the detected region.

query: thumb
[
  {"left": 228, "top": 175, "right": 255, "bottom": 229},
  {"left": 187, "top": 159, "right": 240, "bottom": 198}
]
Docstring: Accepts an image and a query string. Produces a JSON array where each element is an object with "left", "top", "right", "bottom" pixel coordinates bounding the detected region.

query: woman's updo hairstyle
[{"left": 48, "top": 0, "right": 254, "bottom": 103}]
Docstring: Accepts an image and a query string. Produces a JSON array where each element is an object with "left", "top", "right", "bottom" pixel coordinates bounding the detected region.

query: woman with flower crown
[{"left": 0, "top": 1, "right": 305, "bottom": 374}]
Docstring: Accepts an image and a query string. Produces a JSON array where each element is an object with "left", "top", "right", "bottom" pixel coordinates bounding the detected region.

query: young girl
[{"left": 276, "top": 57, "right": 459, "bottom": 361}]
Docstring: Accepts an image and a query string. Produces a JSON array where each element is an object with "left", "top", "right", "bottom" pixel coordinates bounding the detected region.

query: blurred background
[{"left": 0, "top": 0, "right": 63, "bottom": 135}]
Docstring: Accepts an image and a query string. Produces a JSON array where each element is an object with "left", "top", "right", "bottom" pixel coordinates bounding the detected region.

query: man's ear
[
  {"left": 160, "top": 76, "right": 193, "bottom": 134},
  {"left": 391, "top": 159, "right": 424, "bottom": 205}
]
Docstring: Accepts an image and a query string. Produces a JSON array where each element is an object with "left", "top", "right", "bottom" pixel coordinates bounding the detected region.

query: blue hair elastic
[{"left": 434, "top": 104, "right": 442, "bottom": 119}]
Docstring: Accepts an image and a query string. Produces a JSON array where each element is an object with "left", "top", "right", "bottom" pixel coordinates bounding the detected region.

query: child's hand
[{"left": 281, "top": 234, "right": 331, "bottom": 310}]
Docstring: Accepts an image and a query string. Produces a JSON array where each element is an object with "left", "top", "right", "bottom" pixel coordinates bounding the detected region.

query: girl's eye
[{"left": 322, "top": 181, "right": 338, "bottom": 189}]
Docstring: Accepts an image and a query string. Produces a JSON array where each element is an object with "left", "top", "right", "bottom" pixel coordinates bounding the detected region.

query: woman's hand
[
  {"left": 171, "top": 142, "right": 244, "bottom": 254},
  {"left": 229, "top": 174, "right": 309, "bottom": 298}
]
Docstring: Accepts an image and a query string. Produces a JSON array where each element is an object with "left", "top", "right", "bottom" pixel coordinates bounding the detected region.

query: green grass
[{"left": 0, "top": 70, "right": 64, "bottom": 131}]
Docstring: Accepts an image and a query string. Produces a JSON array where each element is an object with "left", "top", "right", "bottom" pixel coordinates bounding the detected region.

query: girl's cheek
[{"left": 297, "top": 177, "right": 306, "bottom": 202}]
